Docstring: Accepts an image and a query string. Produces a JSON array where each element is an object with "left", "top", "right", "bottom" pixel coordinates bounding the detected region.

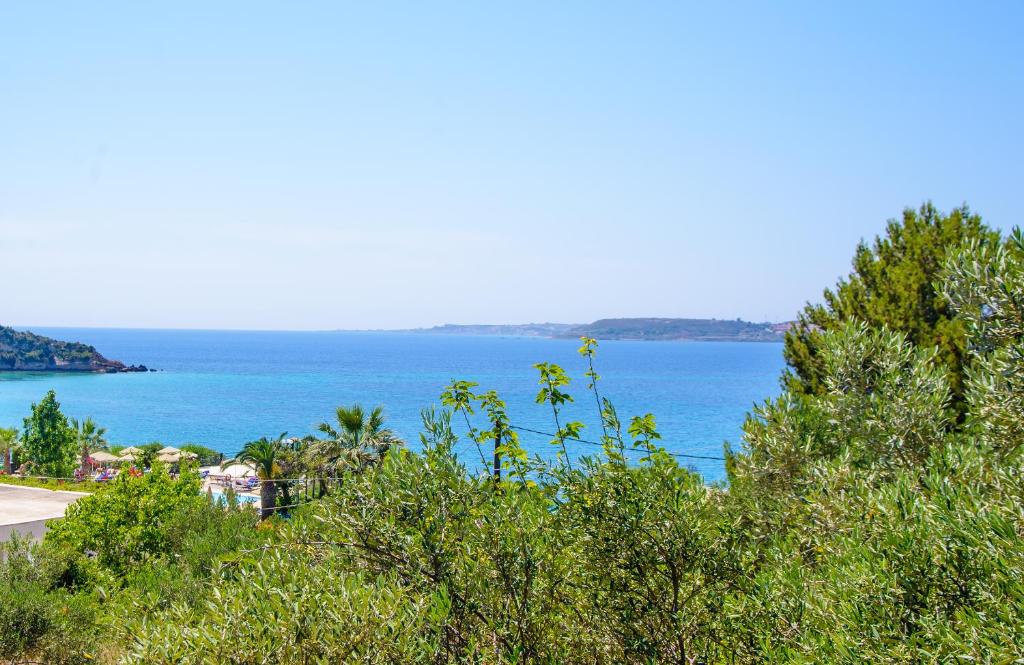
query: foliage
[
  {"left": 46, "top": 465, "right": 210, "bottom": 572},
  {"left": 5, "top": 211, "right": 1024, "bottom": 663},
  {"left": 723, "top": 227, "right": 1024, "bottom": 662},
  {"left": 313, "top": 403, "right": 402, "bottom": 474},
  {"left": 125, "top": 224, "right": 1024, "bottom": 662},
  {"left": 535, "top": 361, "right": 583, "bottom": 470},
  {"left": 21, "top": 389, "right": 77, "bottom": 476},
  {"left": 942, "top": 227, "right": 1024, "bottom": 458},
  {"left": 180, "top": 442, "right": 223, "bottom": 465},
  {"left": 0, "top": 473, "right": 261, "bottom": 664},
  {"left": 783, "top": 202, "right": 1000, "bottom": 411},
  {"left": 0, "top": 474, "right": 101, "bottom": 492},
  {"left": 125, "top": 553, "right": 438, "bottom": 664},
  {"left": 0, "top": 536, "right": 103, "bottom": 665},
  {"left": 71, "top": 415, "right": 107, "bottom": 472},
  {"left": 135, "top": 442, "right": 164, "bottom": 468},
  {"left": 722, "top": 439, "right": 1024, "bottom": 662}
]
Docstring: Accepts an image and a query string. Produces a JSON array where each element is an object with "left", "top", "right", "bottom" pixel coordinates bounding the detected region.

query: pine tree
[{"left": 783, "top": 202, "right": 1001, "bottom": 414}]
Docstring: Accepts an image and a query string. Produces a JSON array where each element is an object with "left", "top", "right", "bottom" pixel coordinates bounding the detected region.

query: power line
[{"left": 507, "top": 425, "right": 726, "bottom": 462}]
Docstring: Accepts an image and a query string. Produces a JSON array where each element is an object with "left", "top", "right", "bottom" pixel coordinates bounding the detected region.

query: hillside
[
  {"left": 564, "top": 318, "right": 786, "bottom": 341},
  {"left": 0, "top": 326, "right": 147, "bottom": 372}
]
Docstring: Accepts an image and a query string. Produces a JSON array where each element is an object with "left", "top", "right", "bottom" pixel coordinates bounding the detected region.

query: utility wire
[
  {"left": 507, "top": 425, "right": 727, "bottom": 462},
  {"left": 5, "top": 430, "right": 727, "bottom": 490}
]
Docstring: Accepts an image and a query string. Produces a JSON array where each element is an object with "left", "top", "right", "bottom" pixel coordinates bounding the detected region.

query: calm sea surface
[{"left": 0, "top": 329, "right": 785, "bottom": 482}]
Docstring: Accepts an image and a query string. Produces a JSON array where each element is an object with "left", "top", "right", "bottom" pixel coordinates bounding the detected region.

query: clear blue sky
[{"left": 2, "top": 2, "right": 1021, "bottom": 330}]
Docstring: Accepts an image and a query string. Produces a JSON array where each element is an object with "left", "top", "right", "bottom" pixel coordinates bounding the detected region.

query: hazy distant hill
[
  {"left": 408, "top": 318, "right": 789, "bottom": 342},
  {"left": 411, "top": 323, "right": 576, "bottom": 337},
  {"left": 565, "top": 318, "right": 784, "bottom": 341},
  {"left": 0, "top": 325, "right": 147, "bottom": 372}
]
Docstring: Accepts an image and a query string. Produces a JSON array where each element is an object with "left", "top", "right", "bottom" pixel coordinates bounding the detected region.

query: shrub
[
  {"left": 0, "top": 536, "right": 104, "bottom": 664},
  {"left": 47, "top": 465, "right": 210, "bottom": 572}
]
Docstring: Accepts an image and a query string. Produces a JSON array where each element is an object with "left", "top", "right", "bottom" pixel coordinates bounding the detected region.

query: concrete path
[{"left": 0, "top": 484, "right": 88, "bottom": 542}]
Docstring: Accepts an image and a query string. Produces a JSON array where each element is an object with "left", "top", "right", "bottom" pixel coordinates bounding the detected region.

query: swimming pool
[{"left": 208, "top": 490, "right": 259, "bottom": 505}]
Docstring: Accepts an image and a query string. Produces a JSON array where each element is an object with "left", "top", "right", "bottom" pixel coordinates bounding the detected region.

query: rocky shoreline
[
  {"left": 0, "top": 325, "right": 153, "bottom": 373},
  {"left": 4, "top": 360, "right": 154, "bottom": 373}
]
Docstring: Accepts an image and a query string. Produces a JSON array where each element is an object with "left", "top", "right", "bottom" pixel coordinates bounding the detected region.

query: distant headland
[
  {"left": 400, "top": 318, "right": 793, "bottom": 342},
  {"left": 0, "top": 325, "right": 150, "bottom": 373}
]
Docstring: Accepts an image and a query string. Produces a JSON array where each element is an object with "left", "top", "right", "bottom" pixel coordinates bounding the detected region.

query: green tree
[
  {"left": 136, "top": 442, "right": 163, "bottom": 469},
  {"left": 179, "top": 443, "right": 222, "bottom": 465},
  {"left": 21, "top": 391, "right": 75, "bottom": 477},
  {"left": 784, "top": 202, "right": 1000, "bottom": 412},
  {"left": 70, "top": 417, "right": 107, "bottom": 475},
  {"left": 314, "top": 404, "right": 401, "bottom": 473}
]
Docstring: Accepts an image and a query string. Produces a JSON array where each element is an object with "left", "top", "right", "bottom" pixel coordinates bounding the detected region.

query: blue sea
[{"left": 0, "top": 328, "right": 785, "bottom": 482}]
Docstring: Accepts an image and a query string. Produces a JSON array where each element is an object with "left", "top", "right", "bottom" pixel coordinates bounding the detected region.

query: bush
[
  {"left": 0, "top": 474, "right": 101, "bottom": 491},
  {"left": 0, "top": 536, "right": 104, "bottom": 664},
  {"left": 46, "top": 465, "right": 208, "bottom": 572}
]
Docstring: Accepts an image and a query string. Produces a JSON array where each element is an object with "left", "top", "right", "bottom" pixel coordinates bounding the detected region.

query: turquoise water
[
  {"left": 208, "top": 490, "right": 260, "bottom": 505},
  {"left": 0, "top": 328, "right": 785, "bottom": 482}
]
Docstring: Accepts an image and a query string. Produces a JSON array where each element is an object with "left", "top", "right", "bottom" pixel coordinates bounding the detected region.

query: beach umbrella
[
  {"left": 119, "top": 446, "right": 143, "bottom": 455},
  {"left": 157, "top": 446, "right": 181, "bottom": 455},
  {"left": 156, "top": 451, "right": 198, "bottom": 465},
  {"left": 219, "top": 463, "right": 256, "bottom": 477},
  {"left": 90, "top": 451, "right": 118, "bottom": 463}
]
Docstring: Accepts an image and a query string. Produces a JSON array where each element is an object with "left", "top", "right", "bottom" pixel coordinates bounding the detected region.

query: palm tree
[
  {"left": 314, "top": 404, "right": 401, "bottom": 474},
  {"left": 225, "top": 433, "right": 286, "bottom": 519},
  {"left": 71, "top": 417, "right": 107, "bottom": 475},
  {"left": 274, "top": 436, "right": 313, "bottom": 508},
  {"left": 0, "top": 427, "right": 18, "bottom": 474}
]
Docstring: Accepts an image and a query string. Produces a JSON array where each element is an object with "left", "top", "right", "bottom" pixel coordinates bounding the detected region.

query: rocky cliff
[{"left": 0, "top": 326, "right": 148, "bottom": 372}]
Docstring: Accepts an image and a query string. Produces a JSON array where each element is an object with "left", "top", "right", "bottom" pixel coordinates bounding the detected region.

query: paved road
[{"left": 0, "top": 484, "right": 87, "bottom": 542}]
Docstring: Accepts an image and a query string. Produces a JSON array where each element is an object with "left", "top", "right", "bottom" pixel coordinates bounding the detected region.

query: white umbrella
[
  {"left": 157, "top": 451, "right": 196, "bottom": 463},
  {"left": 218, "top": 463, "right": 256, "bottom": 477},
  {"left": 157, "top": 446, "right": 181, "bottom": 455},
  {"left": 89, "top": 451, "right": 118, "bottom": 463}
]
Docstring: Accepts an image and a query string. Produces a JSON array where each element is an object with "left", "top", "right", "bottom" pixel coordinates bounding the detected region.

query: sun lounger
[{"left": 230, "top": 475, "right": 259, "bottom": 491}]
